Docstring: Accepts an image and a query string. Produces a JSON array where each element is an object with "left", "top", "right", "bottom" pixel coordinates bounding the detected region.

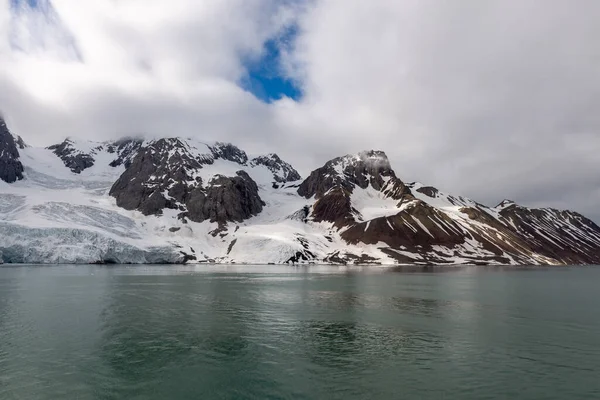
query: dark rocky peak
[
  {"left": 108, "top": 138, "right": 263, "bottom": 222},
  {"left": 48, "top": 136, "right": 146, "bottom": 173},
  {"left": 0, "top": 113, "right": 27, "bottom": 149},
  {"left": 298, "top": 150, "right": 408, "bottom": 199},
  {"left": 495, "top": 199, "right": 516, "bottom": 210},
  {"left": 47, "top": 138, "right": 96, "bottom": 173},
  {"left": 209, "top": 142, "right": 248, "bottom": 165},
  {"left": 0, "top": 118, "right": 24, "bottom": 183},
  {"left": 109, "top": 138, "right": 206, "bottom": 216},
  {"left": 250, "top": 153, "right": 301, "bottom": 184},
  {"left": 143, "top": 137, "right": 217, "bottom": 165},
  {"left": 143, "top": 138, "right": 196, "bottom": 165},
  {"left": 0, "top": 116, "right": 25, "bottom": 183},
  {"left": 106, "top": 137, "right": 144, "bottom": 168},
  {"left": 297, "top": 150, "right": 412, "bottom": 228},
  {"left": 110, "top": 138, "right": 266, "bottom": 225}
]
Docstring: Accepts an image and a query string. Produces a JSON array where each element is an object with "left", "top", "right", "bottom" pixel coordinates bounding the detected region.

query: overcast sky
[{"left": 1, "top": 0, "right": 599, "bottom": 221}]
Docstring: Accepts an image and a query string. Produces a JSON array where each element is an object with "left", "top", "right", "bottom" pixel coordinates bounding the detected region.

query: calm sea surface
[{"left": 0, "top": 265, "right": 599, "bottom": 399}]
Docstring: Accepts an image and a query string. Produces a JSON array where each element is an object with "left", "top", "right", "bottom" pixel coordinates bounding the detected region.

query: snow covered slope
[{"left": 1, "top": 116, "right": 599, "bottom": 265}]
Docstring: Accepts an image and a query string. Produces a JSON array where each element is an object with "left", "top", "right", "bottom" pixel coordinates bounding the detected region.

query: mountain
[
  {"left": 0, "top": 117, "right": 25, "bottom": 183},
  {"left": 1, "top": 116, "right": 599, "bottom": 265}
]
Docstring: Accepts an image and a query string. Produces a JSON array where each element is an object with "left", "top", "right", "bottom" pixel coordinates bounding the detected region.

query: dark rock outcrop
[
  {"left": 416, "top": 186, "right": 439, "bottom": 198},
  {"left": 109, "top": 138, "right": 204, "bottom": 215},
  {"left": 0, "top": 117, "right": 24, "bottom": 183},
  {"left": 47, "top": 139, "right": 95, "bottom": 173},
  {"left": 107, "top": 138, "right": 144, "bottom": 168},
  {"left": 48, "top": 137, "right": 144, "bottom": 174},
  {"left": 298, "top": 150, "right": 409, "bottom": 199},
  {"left": 311, "top": 187, "right": 356, "bottom": 227},
  {"left": 209, "top": 142, "right": 248, "bottom": 164},
  {"left": 110, "top": 139, "right": 265, "bottom": 224},
  {"left": 185, "top": 171, "right": 265, "bottom": 223},
  {"left": 298, "top": 150, "right": 411, "bottom": 226},
  {"left": 250, "top": 153, "right": 301, "bottom": 183}
]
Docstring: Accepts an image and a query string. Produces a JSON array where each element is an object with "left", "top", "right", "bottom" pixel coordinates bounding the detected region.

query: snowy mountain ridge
[{"left": 1, "top": 116, "right": 599, "bottom": 265}]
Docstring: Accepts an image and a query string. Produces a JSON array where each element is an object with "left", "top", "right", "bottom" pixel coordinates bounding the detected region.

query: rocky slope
[
  {"left": 0, "top": 117, "right": 25, "bottom": 183},
  {"left": 48, "top": 137, "right": 143, "bottom": 173},
  {"left": 1, "top": 117, "right": 599, "bottom": 265},
  {"left": 108, "top": 138, "right": 295, "bottom": 223}
]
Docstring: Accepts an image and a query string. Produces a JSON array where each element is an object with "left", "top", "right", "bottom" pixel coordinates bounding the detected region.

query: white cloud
[{"left": 1, "top": 0, "right": 599, "bottom": 221}]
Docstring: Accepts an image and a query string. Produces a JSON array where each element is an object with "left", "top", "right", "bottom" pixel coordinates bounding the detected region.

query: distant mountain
[
  {"left": 0, "top": 118, "right": 25, "bottom": 183},
  {"left": 1, "top": 115, "right": 599, "bottom": 265}
]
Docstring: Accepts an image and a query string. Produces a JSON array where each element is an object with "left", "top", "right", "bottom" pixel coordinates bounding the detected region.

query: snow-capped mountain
[
  {"left": 0, "top": 117, "right": 25, "bottom": 183},
  {"left": 1, "top": 116, "right": 599, "bottom": 265}
]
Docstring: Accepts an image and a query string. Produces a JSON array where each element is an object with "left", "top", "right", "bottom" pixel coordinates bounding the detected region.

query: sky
[{"left": 1, "top": 0, "right": 599, "bottom": 222}]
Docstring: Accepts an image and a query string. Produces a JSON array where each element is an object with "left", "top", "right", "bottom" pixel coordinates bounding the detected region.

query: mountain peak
[
  {"left": 249, "top": 153, "right": 301, "bottom": 184},
  {"left": 357, "top": 149, "right": 390, "bottom": 166},
  {"left": 209, "top": 142, "right": 248, "bottom": 165},
  {"left": 0, "top": 117, "right": 25, "bottom": 183},
  {"left": 496, "top": 199, "right": 516, "bottom": 209},
  {"left": 298, "top": 149, "right": 400, "bottom": 200},
  {"left": 327, "top": 150, "right": 391, "bottom": 171},
  {"left": 47, "top": 137, "right": 144, "bottom": 173}
]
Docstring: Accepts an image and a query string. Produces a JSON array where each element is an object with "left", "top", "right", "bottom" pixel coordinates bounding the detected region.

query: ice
[
  {"left": 31, "top": 202, "right": 141, "bottom": 239},
  {"left": 0, "top": 194, "right": 26, "bottom": 216},
  {"left": 0, "top": 223, "right": 181, "bottom": 264}
]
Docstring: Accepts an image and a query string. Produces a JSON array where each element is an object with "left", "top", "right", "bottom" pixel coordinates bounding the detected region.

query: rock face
[
  {"left": 292, "top": 155, "right": 600, "bottom": 265},
  {"left": 109, "top": 138, "right": 205, "bottom": 216},
  {"left": 107, "top": 138, "right": 144, "bottom": 168},
  {"left": 109, "top": 138, "right": 269, "bottom": 223},
  {"left": 209, "top": 142, "right": 248, "bottom": 164},
  {"left": 334, "top": 179, "right": 600, "bottom": 265},
  {"left": 0, "top": 117, "right": 24, "bottom": 183},
  {"left": 298, "top": 150, "right": 409, "bottom": 199},
  {"left": 250, "top": 153, "right": 301, "bottom": 184},
  {"left": 496, "top": 203, "right": 600, "bottom": 264},
  {"left": 298, "top": 151, "right": 412, "bottom": 227},
  {"left": 48, "top": 138, "right": 144, "bottom": 173},
  {"left": 47, "top": 139, "right": 95, "bottom": 173},
  {"left": 186, "top": 171, "right": 264, "bottom": 223}
]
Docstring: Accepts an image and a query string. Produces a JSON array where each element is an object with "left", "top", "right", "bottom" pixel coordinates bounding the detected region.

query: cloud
[
  {"left": 281, "top": 0, "right": 600, "bottom": 220},
  {"left": 1, "top": 0, "right": 599, "bottom": 221}
]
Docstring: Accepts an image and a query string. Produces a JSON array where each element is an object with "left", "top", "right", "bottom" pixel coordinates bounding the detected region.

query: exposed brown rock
[
  {"left": 498, "top": 205, "right": 600, "bottom": 264},
  {"left": 298, "top": 150, "right": 409, "bottom": 200},
  {"left": 311, "top": 187, "right": 356, "bottom": 227}
]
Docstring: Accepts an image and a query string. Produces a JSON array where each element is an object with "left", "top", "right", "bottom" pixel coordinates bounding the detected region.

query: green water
[{"left": 0, "top": 265, "right": 599, "bottom": 399}]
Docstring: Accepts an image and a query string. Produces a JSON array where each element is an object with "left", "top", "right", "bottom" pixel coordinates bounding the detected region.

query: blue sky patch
[
  {"left": 11, "top": 0, "right": 43, "bottom": 10},
  {"left": 240, "top": 25, "right": 302, "bottom": 103}
]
